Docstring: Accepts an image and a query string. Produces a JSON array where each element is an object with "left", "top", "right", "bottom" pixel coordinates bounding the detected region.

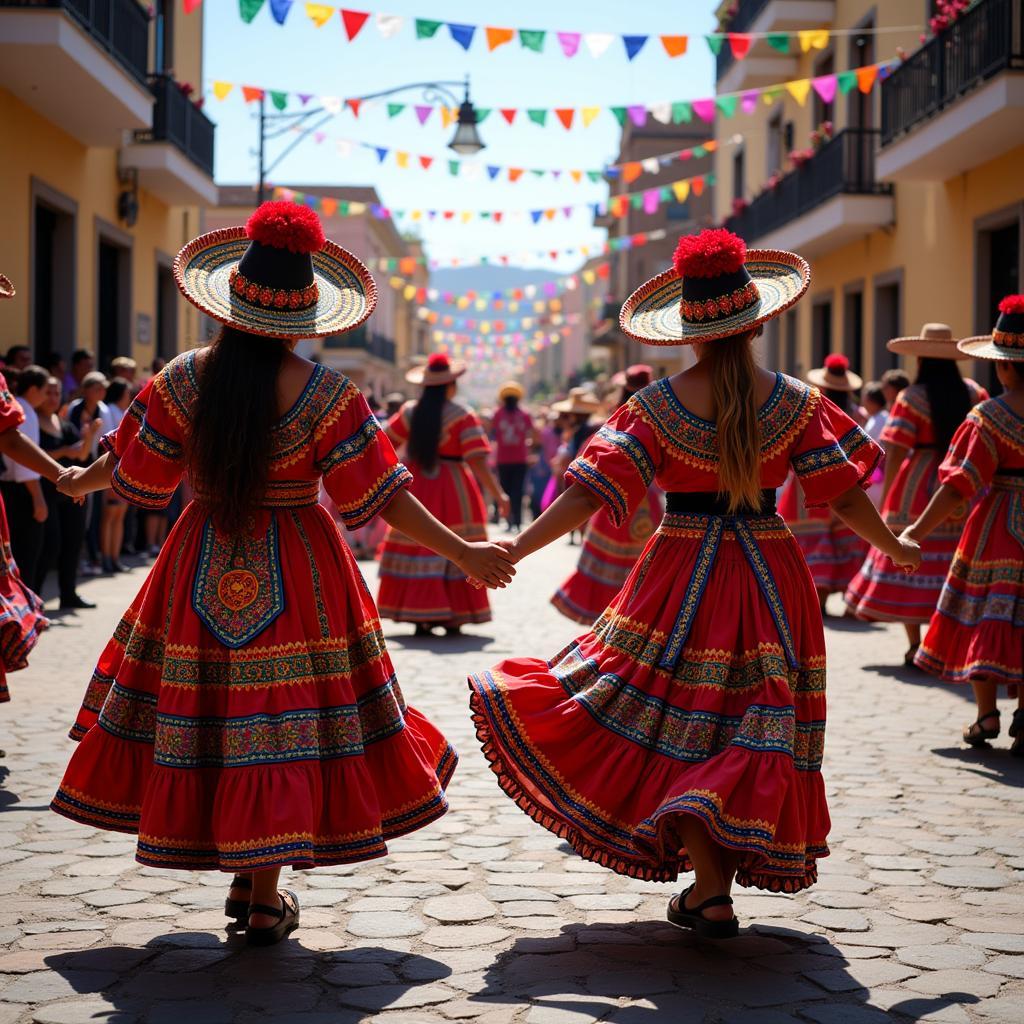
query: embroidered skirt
[
  {"left": 469, "top": 512, "right": 831, "bottom": 892},
  {"left": 552, "top": 490, "right": 662, "bottom": 626},
  {"left": 52, "top": 501, "right": 456, "bottom": 871},
  {"left": 916, "top": 479, "right": 1024, "bottom": 685},
  {"left": 378, "top": 460, "right": 490, "bottom": 625}
]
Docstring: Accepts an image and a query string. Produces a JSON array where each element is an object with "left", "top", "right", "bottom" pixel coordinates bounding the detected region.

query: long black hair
[
  {"left": 503, "top": 394, "right": 519, "bottom": 412},
  {"left": 407, "top": 383, "right": 448, "bottom": 472},
  {"left": 915, "top": 357, "right": 970, "bottom": 452},
  {"left": 186, "top": 326, "right": 288, "bottom": 534}
]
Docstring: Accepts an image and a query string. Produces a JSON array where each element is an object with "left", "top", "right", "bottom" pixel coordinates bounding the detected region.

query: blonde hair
[{"left": 709, "top": 331, "right": 762, "bottom": 513}]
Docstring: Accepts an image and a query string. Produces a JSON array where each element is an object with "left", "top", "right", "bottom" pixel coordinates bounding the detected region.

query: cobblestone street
[{"left": 1, "top": 538, "right": 1022, "bottom": 1024}]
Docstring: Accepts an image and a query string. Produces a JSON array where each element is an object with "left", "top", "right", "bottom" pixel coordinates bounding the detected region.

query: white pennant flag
[
  {"left": 335, "top": 139, "right": 353, "bottom": 157},
  {"left": 584, "top": 32, "right": 614, "bottom": 58},
  {"left": 376, "top": 13, "right": 404, "bottom": 38},
  {"left": 321, "top": 95, "right": 342, "bottom": 115},
  {"left": 649, "top": 102, "right": 672, "bottom": 124},
  {"left": 642, "top": 157, "right": 660, "bottom": 174}
]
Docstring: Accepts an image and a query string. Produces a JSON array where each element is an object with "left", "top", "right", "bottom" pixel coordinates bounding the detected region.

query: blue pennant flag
[
  {"left": 269, "top": 0, "right": 293, "bottom": 24},
  {"left": 448, "top": 23, "right": 476, "bottom": 51},
  {"left": 622, "top": 35, "right": 649, "bottom": 61},
  {"left": 375, "top": 147, "right": 389, "bottom": 163},
  {"left": 530, "top": 210, "right": 543, "bottom": 224},
  {"left": 486, "top": 165, "right": 501, "bottom": 180}
]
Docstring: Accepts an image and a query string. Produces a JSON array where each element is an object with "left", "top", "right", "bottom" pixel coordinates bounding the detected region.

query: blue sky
[{"left": 201, "top": 0, "right": 718, "bottom": 270}]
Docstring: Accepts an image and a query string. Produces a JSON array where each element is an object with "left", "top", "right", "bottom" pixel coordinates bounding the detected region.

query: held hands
[
  {"left": 893, "top": 530, "right": 923, "bottom": 572},
  {"left": 458, "top": 541, "right": 516, "bottom": 590},
  {"left": 57, "top": 466, "right": 88, "bottom": 499}
]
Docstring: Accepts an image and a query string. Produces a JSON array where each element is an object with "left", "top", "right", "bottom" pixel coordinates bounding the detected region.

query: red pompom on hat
[
  {"left": 998, "top": 294, "right": 1024, "bottom": 315},
  {"left": 427, "top": 352, "right": 451, "bottom": 370},
  {"left": 673, "top": 228, "right": 747, "bottom": 278},
  {"left": 246, "top": 201, "right": 325, "bottom": 254},
  {"left": 824, "top": 353, "right": 850, "bottom": 373}
]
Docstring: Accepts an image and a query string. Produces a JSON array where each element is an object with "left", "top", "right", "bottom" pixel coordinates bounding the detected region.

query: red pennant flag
[
  {"left": 415, "top": 287, "right": 427, "bottom": 303},
  {"left": 632, "top": 233, "right": 647, "bottom": 246},
  {"left": 419, "top": 155, "right": 434, "bottom": 169},
  {"left": 493, "top": 212, "right": 503, "bottom": 223},
  {"left": 554, "top": 108, "right": 575, "bottom": 129},
  {"left": 549, "top": 251, "right": 559, "bottom": 261},
  {"left": 500, "top": 256, "right": 510, "bottom": 265},
  {"left": 443, "top": 210, "right": 454, "bottom": 220},
  {"left": 500, "top": 108, "right": 517, "bottom": 125},
  {"left": 728, "top": 33, "right": 752, "bottom": 59},
  {"left": 183, "top": 0, "right": 202, "bottom": 12},
  {"left": 341, "top": 9, "right": 370, "bottom": 41},
  {"left": 241, "top": 86, "right": 265, "bottom": 103},
  {"left": 346, "top": 97, "right": 362, "bottom": 117},
  {"left": 692, "top": 175, "right": 705, "bottom": 197},
  {"left": 596, "top": 263, "right": 611, "bottom": 279}
]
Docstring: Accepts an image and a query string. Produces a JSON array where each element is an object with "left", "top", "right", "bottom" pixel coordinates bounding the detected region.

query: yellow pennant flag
[
  {"left": 396, "top": 151, "right": 410, "bottom": 168},
  {"left": 798, "top": 29, "right": 829, "bottom": 52},
  {"left": 457, "top": 296, "right": 470, "bottom": 310},
  {"left": 569, "top": 170, "right": 582, "bottom": 183},
  {"left": 508, "top": 301, "right": 519, "bottom": 313},
  {"left": 441, "top": 106, "right": 457, "bottom": 128},
  {"left": 349, "top": 202, "right": 366, "bottom": 215},
  {"left": 672, "top": 180, "right": 691, "bottom": 202},
  {"left": 389, "top": 276, "right": 403, "bottom": 289},
  {"left": 212, "top": 81, "right": 233, "bottom": 100},
  {"left": 410, "top": 210, "right": 422, "bottom": 221},
  {"left": 786, "top": 79, "right": 812, "bottom": 106},
  {"left": 403, "top": 285, "right": 416, "bottom": 301},
  {"left": 581, "top": 107, "right": 601, "bottom": 127},
  {"left": 475, "top": 299, "right": 487, "bottom": 311},
  {"left": 480, "top": 322, "right": 491, "bottom": 335},
  {"left": 460, "top": 211, "right": 472, "bottom": 223},
  {"left": 305, "top": 2, "right": 334, "bottom": 28},
  {"left": 582, "top": 269, "right": 596, "bottom": 285}
]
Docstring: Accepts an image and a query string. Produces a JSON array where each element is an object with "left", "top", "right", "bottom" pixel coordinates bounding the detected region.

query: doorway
[
  {"left": 96, "top": 228, "right": 131, "bottom": 374},
  {"left": 843, "top": 285, "right": 865, "bottom": 372},
  {"left": 975, "top": 215, "right": 1021, "bottom": 391},
  {"left": 32, "top": 189, "right": 76, "bottom": 361},
  {"left": 812, "top": 297, "right": 834, "bottom": 369},
  {"left": 156, "top": 262, "right": 179, "bottom": 362},
  {"left": 873, "top": 272, "right": 903, "bottom": 374}
]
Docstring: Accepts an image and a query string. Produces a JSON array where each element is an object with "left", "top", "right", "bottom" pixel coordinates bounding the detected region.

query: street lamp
[{"left": 255, "top": 76, "right": 485, "bottom": 203}]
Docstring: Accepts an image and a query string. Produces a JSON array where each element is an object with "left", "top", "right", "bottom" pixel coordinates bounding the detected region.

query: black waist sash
[
  {"left": 665, "top": 489, "right": 777, "bottom": 517},
  {"left": 995, "top": 467, "right": 1024, "bottom": 478}
]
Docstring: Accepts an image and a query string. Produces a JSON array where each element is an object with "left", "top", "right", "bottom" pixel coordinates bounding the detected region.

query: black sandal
[
  {"left": 963, "top": 710, "right": 1000, "bottom": 748},
  {"left": 224, "top": 875, "right": 251, "bottom": 922},
  {"left": 667, "top": 884, "right": 739, "bottom": 939},
  {"left": 245, "top": 889, "right": 300, "bottom": 947},
  {"left": 1009, "top": 709, "right": 1024, "bottom": 758},
  {"left": 904, "top": 645, "right": 920, "bottom": 668}
]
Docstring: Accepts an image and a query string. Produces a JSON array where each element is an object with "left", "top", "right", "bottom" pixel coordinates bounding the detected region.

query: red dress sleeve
[
  {"left": 457, "top": 410, "right": 491, "bottom": 459},
  {"left": 937, "top": 410, "right": 999, "bottom": 499},
  {"left": 0, "top": 374, "right": 25, "bottom": 434},
  {"left": 881, "top": 390, "right": 924, "bottom": 449},
  {"left": 102, "top": 375, "right": 186, "bottom": 509},
  {"left": 316, "top": 378, "right": 412, "bottom": 528},
  {"left": 386, "top": 403, "right": 412, "bottom": 445},
  {"left": 566, "top": 402, "right": 660, "bottom": 527},
  {"left": 791, "top": 391, "right": 882, "bottom": 508}
]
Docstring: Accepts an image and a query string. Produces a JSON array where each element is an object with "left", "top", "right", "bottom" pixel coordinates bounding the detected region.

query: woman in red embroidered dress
[
  {"left": 468, "top": 231, "right": 920, "bottom": 938},
  {"left": 903, "top": 298, "right": 1024, "bottom": 754},
  {"left": 845, "top": 325, "right": 988, "bottom": 664},
  {"left": 52, "top": 205, "right": 513, "bottom": 946},
  {"left": 378, "top": 355, "right": 509, "bottom": 636},
  {"left": 552, "top": 366, "right": 664, "bottom": 625}
]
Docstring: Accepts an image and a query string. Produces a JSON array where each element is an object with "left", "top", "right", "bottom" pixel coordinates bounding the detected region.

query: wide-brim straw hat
[
  {"left": 406, "top": 357, "right": 467, "bottom": 386},
  {"left": 0, "top": 274, "right": 14, "bottom": 300},
  {"left": 499, "top": 381, "right": 524, "bottom": 401},
  {"left": 620, "top": 249, "right": 810, "bottom": 345},
  {"left": 173, "top": 228, "right": 377, "bottom": 341},
  {"left": 552, "top": 387, "right": 602, "bottom": 416},
  {"left": 887, "top": 323, "right": 969, "bottom": 360},
  {"left": 957, "top": 297, "right": 1024, "bottom": 362},
  {"left": 806, "top": 359, "right": 863, "bottom": 392},
  {"left": 958, "top": 335, "right": 1024, "bottom": 361}
]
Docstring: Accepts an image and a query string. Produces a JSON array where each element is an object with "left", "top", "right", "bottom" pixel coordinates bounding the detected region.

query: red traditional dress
[
  {"left": 552, "top": 487, "right": 664, "bottom": 625},
  {"left": 915, "top": 398, "right": 1024, "bottom": 684},
  {"left": 52, "top": 352, "right": 456, "bottom": 871},
  {"left": 778, "top": 472, "right": 868, "bottom": 594},
  {"left": 845, "top": 380, "right": 987, "bottom": 623},
  {"left": 469, "top": 374, "right": 880, "bottom": 891},
  {"left": 378, "top": 401, "right": 491, "bottom": 626},
  {"left": 0, "top": 373, "right": 48, "bottom": 703}
]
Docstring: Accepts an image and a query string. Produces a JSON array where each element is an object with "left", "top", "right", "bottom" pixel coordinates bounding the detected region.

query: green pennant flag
[
  {"left": 480, "top": 211, "right": 491, "bottom": 219},
  {"left": 527, "top": 109, "right": 548, "bottom": 126},
  {"left": 415, "top": 18, "right": 443, "bottom": 38},
  {"left": 671, "top": 101, "right": 692, "bottom": 123},
  {"left": 630, "top": 194, "right": 644, "bottom": 210},
  {"left": 705, "top": 34, "right": 724, "bottom": 55},
  {"left": 766, "top": 33, "right": 790, "bottom": 53},
  {"left": 660, "top": 186, "right": 672, "bottom": 201},
  {"left": 386, "top": 257, "right": 397, "bottom": 270},
  {"left": 480, "top": 256, "right": 489, "bottom": 264},
  {"left": 692, "top": 145, "right": 707, "bottom": 158},
  {"left": 338, "top": 201, "right": 349, "bottom": 216},
  {"left": 520, "top": 29, "right": 546, "bottom": 52},
  {"left": 715, "top": 94, "right": 739, "bottom": 118},
  {"left": 269, "top": 90, "right": 288, "bottom": 112},
  {"left": 448, "top": 160, "right": 459, "bottom": 176},
  {"left": 610, "top": 106, "right": 628, "bottom": 126},
  {"left": 586, "top": 170, "right": 602, "bottom": 183},
  {"left": 836, "top": 70, "right": 858, "bottom": 95},
  {"left": 475, "top": 108, "right": 492, "bottom": 122},
  {"left": 239, "top": 0, "right": 264, "bottom": 24},
  {"left": 531, "top": 169, "right": 546, "bottom": 178},
  {"left": 706, "top": 172, "right": 717, "bottom": 186},
  {"left": 387, "top": 103, "right": 405, "bottom": 118}
]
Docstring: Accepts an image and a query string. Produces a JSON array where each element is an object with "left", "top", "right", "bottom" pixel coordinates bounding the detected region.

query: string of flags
[
  {"left": 187, "top": 2, "right": 916, "bottom": 64},
  {"left": 208, "top": 60, "right": 895, "bottom": 128},
  {"left": 401, "top": 265, "right": 611, "bottom": 310}
]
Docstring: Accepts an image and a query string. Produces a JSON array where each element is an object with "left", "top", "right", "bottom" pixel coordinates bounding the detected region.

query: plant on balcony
[
  {"left": 788, "top": 147, "right": 815, "bottom": 169},
  {"left": 810, "top": 120, "right": 834, "bottom": 150},
  {"left": 176, "top": 80, "right": 205, "bottom": 111},
  {"left": 765, "top": 171, "right": 784, "bottom": 192},
  {"left": 921, "top": 0, "right": 975, "bottom": 41},
  {"left": 716, "top": 2, "right": 739, "bottom": 31},
  {"left": 731, "top": 196, "right": 750, "bottom": 215}
]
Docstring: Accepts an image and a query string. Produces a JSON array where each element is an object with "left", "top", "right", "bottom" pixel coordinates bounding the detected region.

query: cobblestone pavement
[{"left": 1, "top": 537, "right": 1023, "bottom": 1024}]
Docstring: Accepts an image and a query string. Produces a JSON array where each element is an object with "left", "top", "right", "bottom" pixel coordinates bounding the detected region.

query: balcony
[
  {"left": 716, "top": 0, "right": 834, "bottom": 93},
  {"left": 0, "top": 0, "right": 153, "bottom": 147},
  {"left": 878, "top": 0, "right": 1024, "bottom": 182},
  {"left": 323, "top": 328, "right": 397, "bottom": 363},
  {"left": 121, "top": 75, "right": 218, "bottom": 206},
  {"left": 726, "top": 128, "right": 893, "bottom": 258}
]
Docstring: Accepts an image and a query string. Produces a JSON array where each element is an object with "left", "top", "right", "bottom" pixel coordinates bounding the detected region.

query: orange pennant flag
[
  {"left": 485, "top": 26, "right": 514, "bottom": 51},
  {"left": 320, "top": 198, "right": 338, "bottom": 217},
  {"left": 241, "top": 86, "right": 264, "bottom": 103},
  {"left": 569, "top": 170, "right": 582, "bottom": 183},
  {"left": 610, "top": 195, "right": 627, "bottom": 217},
  {"left": 440, "top": 106, "right": 456, "bottom": 128},
  {"left": 544, "top": 209, "right": 557, "bottom": 221},
  {"left": 703, "top": 139, "right": 718, "bottom": 152},
  {"left": 856, "top": 64, "right": 879, "bottom": 94},
  {"left": 621, "top": 162, "right": 643, "bottom": 184},
  {"left": 660, "top": 35, "right": 688, "bottom": 57},
  {"left": 399, "top": 257, "right": 416, "bottom": 275},
  {"left": 508, "top": 168, "right": 524, "bottom": 182},
  {"left": 554, "top": 108, "right": 575, "bottom": 130}
]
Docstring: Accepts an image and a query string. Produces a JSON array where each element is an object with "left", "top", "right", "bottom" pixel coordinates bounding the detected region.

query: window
[
  {"left": 732, "top": 148, "right": 745, "bottom": 201},
  {"left": 767, "top": 111, "right": 784, "bottom": 175},
  {"left": 843, "top": 285, "right": 865, "bottom": 371},
  {"left": 784, "top": 122, "right": 795, "bottom": 153},
  {"left": 32, "top": 182, "right": 76, "bottom": 361},
  {"left": 873, "top": 272, "right": 903, "bottom": 373},
  {"left": 156, "top": 261, "right": 178, "bottom": 361},
  {"left": 95, "top": 221, "right": 132, "bottom": 372},
  {"left": 848, "top": 17, "right": 875, "bottom": 129},
  {"left": 975, "top": 209, "right": 1022, "bottom": 391},
  {"left": 812, "top": 296, "right": 834, "bottom": 369},
  {"left": 155, "top": 0, "right": 175, "bottom": 73}
]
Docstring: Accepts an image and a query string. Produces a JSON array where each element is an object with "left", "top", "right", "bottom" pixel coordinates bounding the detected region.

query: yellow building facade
[
  {"left": 0, "top": 0, "right": 216, "bottom": 371},
  {"left": 713, "top": 0, "right": 1024, "bottom": 388}
]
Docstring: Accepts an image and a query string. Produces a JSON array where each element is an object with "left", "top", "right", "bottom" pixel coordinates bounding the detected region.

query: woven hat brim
[
  {"left": 806, "top": 367, "right": 863, "bottom": 391},
  {"left": 0, "top": 274, "right": 14, "bottom": 300},
  {"left": 552, "top": 399, "right": 601, "bottom": 415},
  {"left": 173, "top": 228, "right": 377, "bottom": 340},
  {"left": 406, "top": 362, "right": 467, "bottom": 385},
  {"left": 957, "top": 336, "right": 1024, "bottom": 362},
  {"left": 886, "top": 337, "right": 969, "bottom": 360},
  {"left": 620, "top": 249, "right": 810, "bottom": 346}
]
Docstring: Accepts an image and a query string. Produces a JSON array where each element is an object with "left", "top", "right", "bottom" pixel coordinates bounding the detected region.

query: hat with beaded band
[
  {"left": 620, "top": 229, "right": 810, "bottom": 346},
  {"left": 958, "top": 296, "right": 1024, "bottom": 362},
  {"left": 406, "top": 352, "right": 467, "bottom": 386},
  {"left": 0, "top": 275, "right": 14, "bottom": 300},
  {"left": 173, "top": 201, "right": 377, "bottom": 340},
  {"left": 806, "top": 354, "right": 863, "bottom": 392}
]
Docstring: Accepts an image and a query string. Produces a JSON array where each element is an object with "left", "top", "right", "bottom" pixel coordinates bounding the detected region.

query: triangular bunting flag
[
  {"left": 387, "top": 103, "right": 405, "bottom": 118},
  {"left": 554, "top": 108, "right": 574, "bottom": 129},
  {"left": 741, "top": 89, "right": 759, "bottom": 114},
  {"left": 475, "top": 108, "right": 491, "bottom": 122},
  {"left": 569, "top": 170, "right": 582, "bottom": 183},
  {"left": 414, "top": 105, "right": 432, "bottom": 125},
  {"left": 340, "top": 9, "right": 369, "bottom": 40},
  {"left": 269, "top": 0, "right": 293, "bottom": 24},
  {"left": 448, "top": 22, "right": 475, "bottom": 50},
  {"left": 610, "top": 107, "right": 627, "bottom": 126},
  {"left": 621, "top": 162, "right": 642, "bottom": 184},
  {"left": 419, "top": 155, "right": 433, "bottom": 169},
  {"left": 705, "top": 34, "right": 724, "bottom": 55},
  {"left": 856, "top": 64, "right": 879, "bottom": 93},
  {"left": 486, "top": 166, "right": 501, "bottom": 180},
  {"left": 692, "top": 176, "right": 705, "bottom": 197},
  {"left": 766, "top": 32, "right": 790, "bottom": 53},
  {"left": 623, "top": 35, "right": 648, "bottom": 61},
  {"left": 500, "top": 108, "right": 517, "bottom": 125},
  {"left": 269, "top": 90, "right": 288, "bottom": 111},
  {"left": 627, "top": 105, "right": 647, "bottom": 126},
  {"left": 649, "top": 102, "right": 672, "bottom": 124},
  {"left": 671, "top": 101, "right": 692, "bottom": 123},
  {"left": 374, "top": 147, "right": 389, "bottom": 163},
  {"left": 584, "top": 32, "right": 613, "bottom": 58},
  {"left": 448, "top": 160, "right": 459, "bottom": 176},
  {"left": 376, "top": 13, "right": 403, "bottom": 38},
  {"left": 527, "top": 109, "right": 547, "bottom": 126},
  {"left": 692, "top": 98, "right": 716, "bottom": 122},
  {"left": 672, "top": 180, "right": 690, "bottom": 202},
  {"left": 581, "top": 106, "right": 601, "bottom": 127},
  {"left": 786, "top": 79, "right": 812, "bottom": 105},
  {"left": 395, "top": 151, "right": 409, "bottom": 168},
  {"left": 557, "top": 31, "right": 580, "bottom": 57},
  {"left": 320, "top": 198, "right": 337, "bottom": 216},
  {"left": 241, "top": 85, "right": 264, "bottom": 103},
  {"left": 520, "top": 29, "right": 545, "bottom": 52},
  {"left": 183, "top": 0, "right": 202, "bottom": 12},
  {"left": 715, "top": 95, "right": 738, "bottom": 118},
  {"left": 239, "top": 0, "right": 264, "bottom": 25},
  {"left": 346, "top": 97, "right": 362, "bottom": 116},
  {"left": 660, "top": 35, "right": 688, "bottom": 57},
  {"left": 836, "top": 69, "right": 858, "bottom": 94},
  {"left": 415, "top": 18, "right": 442, "bottom": 38},
  {"left": 305, "top": 3, "right": 334, "bottom": 28},
  {"left": 728, "top": 33, "right": 752, "bottom": 59},
  {"left": 586, "top": 170, "right": 602, "bottom": 182},
  {"left": 642, "top": 157, "right": 660, "bottom": 174},
  {"left": 509, "top": 168, "right": 524, "bottom": 182},
  {"left": 812, "top": 74, "right": 838, "bottom": 104},
  {"left": 440, "top": 106, "right": 456, "bottom": 128},
  {"left": 799, "top": 29, "right": 829, "bottom": 52},
  {"left": 212, "top": 81, "right": 234, "bottom": 100}
]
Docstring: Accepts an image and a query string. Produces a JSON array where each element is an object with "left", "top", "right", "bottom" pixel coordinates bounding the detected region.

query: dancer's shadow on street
[
  {"left": 0, "top": 765, "right": 18, "bottom": 808},
  {"left": 388, "top": 630, "right": 494, "bottom": 654},
  {"left": 862, "top": 663, "right": 975, "bottom": 702},
  {"left": 932, "top": 744, "right": 1024, "bottom": 786}
]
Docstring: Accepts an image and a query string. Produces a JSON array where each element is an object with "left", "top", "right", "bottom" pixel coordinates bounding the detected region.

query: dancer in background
[
  {"left": 846, "top": 324, "right": 988, "bottom": 665},
  {"left": 491, "top": 381, "right": 535, "bottom": 533},
  {"left": 378, "top": 353, "right": 510, "bottom": 636},
  {"left": 469, "top": 230, "right": 918, "bottom": 938},
  {"left": 903, "top": 299, "right": 1024, "bottom": 753},
  {"left": 861, "top": 381, "right": 889, "bottom": 506},
  {"left": 779, "top": 355, "right": 869, "bottom": 613},
  {"left": 552, "top": 365, "right": 664, "bottom": 625}
]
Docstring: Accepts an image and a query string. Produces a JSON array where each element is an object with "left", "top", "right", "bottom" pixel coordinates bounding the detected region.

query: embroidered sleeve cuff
[
  {"left": 938, "top": 461, "right": 983, "bottom": 499},
  {"left": 317, "top": 416, "right": 381, "bottom": 476},
  {"left": 566, "top": 457, "right": 628, "bottom": 527},
  {"left": 335, "top": 464, "right": 413, "bottom": 528},
  {"left": 98, "top": 431, "right": 119, "bottom": 459},
  {"left": 110, "top": 465, "right": 176, "bottom": 510},
  {"left": 798, "top": 430, "right": 883, "bottom": 508}
]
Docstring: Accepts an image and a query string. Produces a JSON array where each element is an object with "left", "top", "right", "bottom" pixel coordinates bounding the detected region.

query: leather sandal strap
[
  {"left": 249, "top": 902, "right": 284, "bottom": 920},
  {"left": 690, "top": 893, "right": 734, "bottom": 913}
]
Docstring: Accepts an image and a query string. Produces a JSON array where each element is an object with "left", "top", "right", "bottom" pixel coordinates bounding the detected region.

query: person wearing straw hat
[
  {"left": 51, "top": 202, "right": 514, "bottom": 947},
  {"left": 491, "top": 380, "right": 535, "bottom": 534},
  {"left": 779, "top": 354, "right": 869, "bottom": 612},
  {"left": 900, "top": 297, "right": 1024, "bottom": 754},
  {"left": 552, "top": 365, "right": 664, "bottom": 625},
  {"left": 468, "top": 229, "right": 918, "bottom": 937},
  {"left": 378, "top": 353, "right": 510, "bottom": 637},
  {"left": 845, "top": 324, "right": 988, "bottom": 665}
]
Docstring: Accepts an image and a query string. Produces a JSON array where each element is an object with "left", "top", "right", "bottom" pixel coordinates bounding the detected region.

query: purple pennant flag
[
  {"left": 627, "top": 105, "right": 647, "bottom": 126},
  {"left": 443, "top": 292, "right": 453, "bottom": 302},
  {"left": 557, "top": 31, "right": 581, "bottom": 57},
  {"left": 551, "top": 170, "right": 561, "bottom": 180},
  {"left": 375, "top": 147, "right": 389, "bottom": 163},
  {"left": 692, "top": 98, "right": 716, "bottom": 123},
  {"left": 530, "top": 210, "right": 543, "bottom": 224},
  {"left": 620, "top": 236, "right": 634, "bottom": 250},
  {"left": 414, "top": 105, "right": 433, "bottom": 125},
  {"left": 741, "top": 90, "right": 759, "bottom": 114},
  {"left": 448, "top": 23, "right": 475, "bottom": 51},
  {"left": 543, "top": 282, "right": 557, "bottom": 296},
  {"left": 269, "top": 0, "right": 293, "bottom": 25},
  {"left": 622, "top": 35, "right": 648, "bottom": 61},
  {"left": 812, "top": 74, "right": 838, "bottom": 104},
  {"left": 486, "top": 165, "right": 501, "bottom": 180},
  {"left": 297, "top": 93, "right": 314, "bottom": 106},
  {"left": 643, "top": 189, "right": 660, "bottom": 215},
  {"left": 562, "top": 206, "right": 572, "bottom": 218}
]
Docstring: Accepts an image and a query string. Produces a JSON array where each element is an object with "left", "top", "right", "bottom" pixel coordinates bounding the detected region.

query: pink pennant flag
[
  {"left": 741, "top": 90, "right": 760, "bottom": 114},
  {"left": 692, "top": 98, "right": 716, "bottom": 123},
  {"left": 627, "top": 105, "right": 647, "bottom": 126},
  {"left": 643, "top": 189, "right": 660, "bottom": 215},
  {"left": 812, "top": 74, "right": 838, "bottom": 104},
  {"left": 183, "top": 0, "right": 202, "bottom": 12},
  {"left": 557, "top": 31, "right": 581, "bottom": 57},
  {"left": 314, "top": 132, "right": 326, "bottom": 144},
  {"left": 414, "top": 105, "right": 432, "bottom": 125}
]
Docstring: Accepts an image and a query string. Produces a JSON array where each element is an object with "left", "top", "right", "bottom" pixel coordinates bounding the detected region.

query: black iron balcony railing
[
  {"left": 725, "top": 128, "right": 891, "bottom": 241},
  {"left": 0, "top": 0, "right": 150, "bottom": 85},
  {"left": 881, "top": 0, "right": 1024, "bottom": 146},
  {"left": 324, "top": 328, "right": 397, "bottom": 363},
  {"left": 715, "top": 0, "right": 771, "bottom": 79},
  {"left": 143, "top": 74, "right": 215, "bottom": 177}
]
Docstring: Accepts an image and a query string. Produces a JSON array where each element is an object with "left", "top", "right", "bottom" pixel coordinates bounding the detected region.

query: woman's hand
[
  {"left": 57, "top": 466, "right": 87, "bottom": 498},
  {"left": 495, "top": 537, "right": 522, "bottom": 563},
  {"left": 32, "top": 495, "right": 48, "bottom": 523},
  {"left": 894, "top": 530, "right": 922, "bottom": 572},
  {"left": 457, "top": 541, "right": 516, "bottom": 589}
]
